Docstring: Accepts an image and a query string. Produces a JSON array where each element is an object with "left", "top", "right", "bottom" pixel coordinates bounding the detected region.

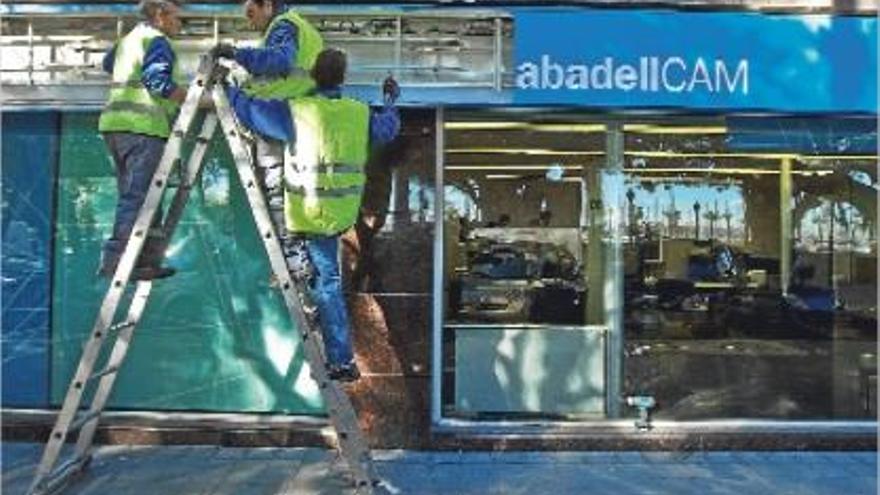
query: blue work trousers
[
  {"left": 304, "top": 235, "right": 355, "bottom": 367},
  {"left": 100, "top": 132, "right": 167, "bottom": 271}
]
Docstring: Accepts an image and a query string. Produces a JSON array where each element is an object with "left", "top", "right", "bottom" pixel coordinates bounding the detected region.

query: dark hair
[
  {"left": 247, "top": 0, "right": 285, "bottom": 15},
  {"left": 311, "top": 48, "right": 347, "bottom": 89},
  {"left": 140, "top": 0, "right": 182, "bottom": 20}
]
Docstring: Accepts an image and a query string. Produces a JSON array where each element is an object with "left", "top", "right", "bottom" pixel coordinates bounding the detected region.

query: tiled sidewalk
[{"left": 2, "top": 442, "right": 877, "bottom": 495}]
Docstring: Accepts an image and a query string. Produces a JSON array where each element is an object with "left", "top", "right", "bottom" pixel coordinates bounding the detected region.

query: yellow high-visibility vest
[
  {"left": 98, "top": 23, "right": 183, "bottom": 138},
  {"left": 283, "top": 95, "right": 370, "bottom": 235},
  {"left": 244, "top": 10, "right": 323, "bottom": 99}
]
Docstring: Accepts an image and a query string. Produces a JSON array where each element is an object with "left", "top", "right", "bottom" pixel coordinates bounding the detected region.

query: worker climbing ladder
[{"left": 27, "top": 57, "right": 380, "bottom": 495}]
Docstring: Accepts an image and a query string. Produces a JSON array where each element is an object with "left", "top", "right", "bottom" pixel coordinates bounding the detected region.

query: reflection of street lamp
[
  {"left": 626, "top": 188, "right": 637, "bottom": 239},
  {"left": 723, "top": 204, "right": 733, "bottom": 242},
  {"left": 663, "top": 207, "right": 681, "bottom": 238},
  {"left": 705, "top": 203, "right": 720, "bottom": 241},
  {"left": 693, "top": 201, "right": 701, "bottom": 240}
]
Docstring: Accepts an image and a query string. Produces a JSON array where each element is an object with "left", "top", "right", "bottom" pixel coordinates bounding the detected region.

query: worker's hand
[
  {"left": 168, "top": 86, "right": 187, "bottom": 104},
  {"left": 210, "top": 43, "right": 236, "bottom": 61},
  {"left": 382, "top": 74, "right": 400, "bottom": 106}
]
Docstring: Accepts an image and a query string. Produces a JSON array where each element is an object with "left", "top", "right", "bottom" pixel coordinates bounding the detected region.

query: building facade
[{"left": 1, "top": 1, "right": 877, "bottom": 449}]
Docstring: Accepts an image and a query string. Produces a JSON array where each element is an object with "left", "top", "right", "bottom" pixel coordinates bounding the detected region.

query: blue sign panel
[{"left": 514, "top": 9, "right": 877, "bottom": 113}]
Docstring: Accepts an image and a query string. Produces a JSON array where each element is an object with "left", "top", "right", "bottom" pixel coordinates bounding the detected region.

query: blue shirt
[
  {"left": 103, "top": 29, "right": 178, "bottom": 98},
  {"left": 227, "top": 86, "right": 401, "bottom": 147},
  {"left": 234, "top": 13, "right": 298, "bottom": 76}
]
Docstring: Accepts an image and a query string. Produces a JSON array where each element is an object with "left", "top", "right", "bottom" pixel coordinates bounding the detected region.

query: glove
[
  {"left": 382, "top": 74, "right": 400, "bottom": 105},
  {"left": 210, "top": 43, "right": 236, "bottom": 61}
]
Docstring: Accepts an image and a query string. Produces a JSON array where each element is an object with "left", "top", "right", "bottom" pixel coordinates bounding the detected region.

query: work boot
[
  {"left": 327, "top": 362, "right": 361, "bottom": 383},
  {"left": 131, "top": 265, "right": 177, "bottom": 281},
  {"left": 97, "top": 263, "right": 176, "bottom": 281}
]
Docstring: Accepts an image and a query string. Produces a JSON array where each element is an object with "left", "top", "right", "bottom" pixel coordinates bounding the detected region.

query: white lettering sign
[{"left": 516, "top": 56, "right": 750, "bottom": 95}]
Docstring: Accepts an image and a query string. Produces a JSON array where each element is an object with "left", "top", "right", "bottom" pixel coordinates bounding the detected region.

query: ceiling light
[
  {"left": 623, "top": 124, "right": 727, "bottom": 134},
  {"left": 444, "top": 122, "right": 605, "bottom": 133},
  {"left": 446, "top": 148, "right": 604, "bottom": 156}
]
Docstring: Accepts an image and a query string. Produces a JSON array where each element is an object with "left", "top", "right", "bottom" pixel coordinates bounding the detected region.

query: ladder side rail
[
  {"left": 28, "top": 284, "right": 153, "bottom": 495},
  {"left": 211, "top": 84, "right": 329, "bottom": 385},
  {"left": 158, "top": 113, "right": 219, "bottom": 245},
  {"left": 28, "top": 64, "right": 214, "bottom": 495},
  {"left": 212, "top": 86, "right": 377, "bottom": 492},
  {"left": 73, "top": 281, "right": 154, "bottom": 459}
]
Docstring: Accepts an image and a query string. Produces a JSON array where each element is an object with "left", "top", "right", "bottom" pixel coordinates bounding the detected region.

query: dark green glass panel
[{"left": 51, "top": 112, "right": 323, "bottom": 414}]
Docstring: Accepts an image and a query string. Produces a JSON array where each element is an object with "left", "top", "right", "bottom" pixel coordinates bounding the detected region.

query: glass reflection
[
  {"left": 622, "top": 121, "right": 877, "bottom": 421},
  {"left": 445, "top": 172, "right": 589, "bottom": 326},
  {"left": 441, "top": 112, "right": 877, "bottom": 421}
]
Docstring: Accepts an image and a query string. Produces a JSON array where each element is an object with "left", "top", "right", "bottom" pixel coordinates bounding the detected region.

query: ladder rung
[
  {"left": 88, "top": 365, "right": 119, "bottom": 382},
  {"left": 108, "top": 320, "right": 135, "bottom": 332},
  {"left": 68, "top": 410, "right": 101, "bottom": 433}
]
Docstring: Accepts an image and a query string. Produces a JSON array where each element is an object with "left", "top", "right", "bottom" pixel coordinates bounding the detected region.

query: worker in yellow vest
[
  {"left": 226, "top": 48, "right": 401, "bottom": 381},
  {"left": 210, "top": 0, "right": 324, "bottom": 224},
  {"left": 97, "top": 0, "right": 186, "bottom": 280},
  {"left": 212, "top": 0, "right": 323, "bottom": 100}
]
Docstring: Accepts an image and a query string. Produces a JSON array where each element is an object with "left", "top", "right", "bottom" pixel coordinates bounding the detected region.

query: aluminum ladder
[{"left": 27, "top": 57, "right": 380, "bottom": 495}]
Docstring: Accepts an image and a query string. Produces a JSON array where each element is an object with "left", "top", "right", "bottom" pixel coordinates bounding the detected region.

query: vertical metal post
[
  {"left": 213, "top": 17, "right": 219, "bottom": 44},
  {"left": 604, "top": 123, "right": 625, "bottom": 418},
  {"left": 394, "top": 16, "right": 402, "bottom": 76},
  {"left": 780, "top": 157, "right": 793, "bottom": 295},
  {"left": 27, "top": 20, "right": 34, "bottom": 85},
  {"left": 431, "top": 107, "right": 445, "bottom": 424},
  {"left": 585, "top": 167, "right": 605, "bottom": 325},
  {"left": 493, "top": 18, "right": 503, "bottom": 91}
]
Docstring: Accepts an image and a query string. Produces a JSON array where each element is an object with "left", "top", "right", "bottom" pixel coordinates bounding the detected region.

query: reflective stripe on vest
[
  {"left": 109, "top": 80, "right": 147, "bottom": 89},
  {"left": 283, "top": 96, "right": 370, "bottom": 235},
  {"left": 102, "top": 100, "right": 170, "bottom": 122},
  {"left": 287, "top": 184, "right": 364, "bottom": 198},
  {"left": 244, "top": 10, "right": 323, "bottom": 99},
  {"left": 98, "top": 23, "right": 182, "bottom": 138}
]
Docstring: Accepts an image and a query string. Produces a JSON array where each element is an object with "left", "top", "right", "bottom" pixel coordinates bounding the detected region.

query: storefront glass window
[{"left": 441, "top": 111, "right": 878, "bottom": 421}]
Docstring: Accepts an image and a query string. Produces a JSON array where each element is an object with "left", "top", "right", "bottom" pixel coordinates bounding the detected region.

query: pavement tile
[
  {"left": 422, "top": 465, "right": 527, "bottom": 495},
  {"left": 209, "top": 460, "right": 303, "bottom": 495},
  {"left": 373, "top": 463, "right": 435, "bottom": 494},
  {"left": 214, "top": 446, "right": 256, "bottom": 460},
  {"left": 535, "top": 451, "right": 619, "bottom": 464},
  {"left": 639, "top": 451, "right": 694, "bottom": 463},
  {"left": 430, "top": 451, "right": 496, "bottom": 465},
  {"left": 729, "top": 451, "right": 772, "bottom": 464},
  {"left": 614, "top": 451, "right": 648, "bottom": 464},
  {"left": 766, "top": 475, "right": 878, "bottom": 495},
  {"left": 279, "top": 453, "right": 356, "bottom": 495},
  {"left": 58, "top": 472, "right": 123, "bottom": 495},
  {"left": 244, "top": 446, "right": 312, "bottom": 461},
  {"left": 700, "top": 452, "right": 739, "bottom": 464},
  {"left": 549, "top": 465, "right": 670, "bottom": 494},
  {"left": 2, "top": 443, "right": 877, "bottom": 495},
  {"left": 0, "top": 443, "right": 41, "bottom": 470},
  {"left": 848, "top": 452, "right": 879, "bottom": 466}
]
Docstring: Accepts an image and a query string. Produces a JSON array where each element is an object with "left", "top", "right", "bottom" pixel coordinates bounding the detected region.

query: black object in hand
[
  {"left": 210, "top": 43, "right": 236, "bottom": 61},
  {"left": 382, "top": 74, "right": 400, "bottom": 104}
]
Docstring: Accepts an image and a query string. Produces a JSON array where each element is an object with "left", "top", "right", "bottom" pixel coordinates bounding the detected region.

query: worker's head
[
  {"left": 242, "top": 0, "right": 284, "bottom": 31},
  {"left": 311, "top": 48, "right": 347, "bottom": 89},
  {"left": 140, "top": 0, "right": 183, "bottom": 37}
]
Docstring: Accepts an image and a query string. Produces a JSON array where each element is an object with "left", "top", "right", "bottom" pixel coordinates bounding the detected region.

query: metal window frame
[{"left": 428, "top": 108, "right": 879, "bottom": 436}]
